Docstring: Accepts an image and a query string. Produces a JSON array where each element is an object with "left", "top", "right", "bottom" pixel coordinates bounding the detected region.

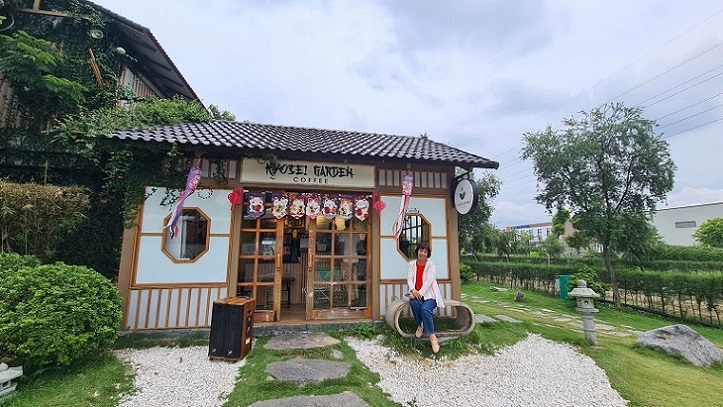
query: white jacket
[{"left": 407, "top": 259, "right": 445, "bottom": 308}]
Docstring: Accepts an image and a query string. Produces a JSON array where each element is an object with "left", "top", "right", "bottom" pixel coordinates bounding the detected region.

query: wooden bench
[{"left": 385, "top": 297, "right": 475, "bottom": 338}]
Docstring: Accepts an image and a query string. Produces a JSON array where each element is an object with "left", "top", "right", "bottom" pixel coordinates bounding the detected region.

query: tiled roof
[
  {"left": 82, "top": 0, "right": 199, "bottom": 101},
  {"left": 107, "top": 120, "right": 500, "bottom": 169}
]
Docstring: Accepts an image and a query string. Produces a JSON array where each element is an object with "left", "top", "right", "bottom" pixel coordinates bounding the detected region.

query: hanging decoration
[
  {"left": 392, "top": 171, "right": 414, "bottom": 240},
  {"left": 271, "top": 192, "right": 289, "bottom": 219},
  {"left": 354, "top": 196, "right": 370, "bottom": 221},
  {"left": 372, "top": 192, "right": 386, "bottom": 212},
  {"left": 338, "top": 195, "right": 354, "bottom": 221},
  {"left": 227, "top": 185, "right": 244, "bottom": 211},
  {"left": 246, "top": 192, "right": 265, "bottom": 219},
  {"left": 305, "top": 193, "right": 321, "bottom": 219},
  {"left": 164, "top": 166, "right": 202, "bottom": 239},
  {"left": 322, "top": 195, "right": 339, "bottom": 220},
  {"left": 289, "top": 193, "right": 306, "bottom": 219}
]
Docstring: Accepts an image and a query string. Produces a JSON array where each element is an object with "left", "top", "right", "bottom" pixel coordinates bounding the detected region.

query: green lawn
[
  {"left": 4, "top": 281, "right": 722, "bottom": 406},
  {"left": 462, "top": 282, "right": 723, "bottom": 407}
]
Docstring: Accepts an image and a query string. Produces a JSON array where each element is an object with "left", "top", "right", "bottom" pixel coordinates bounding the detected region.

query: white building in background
[{"left": 652, "top": 202, "right": 723, "bottom": 246}]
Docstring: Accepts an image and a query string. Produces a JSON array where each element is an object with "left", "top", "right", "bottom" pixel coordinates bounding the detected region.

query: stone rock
[
  {"left": 248, "top": 391, "right": 369, "bottom": 407},
  {"left": 636, "top": 324, "right": 723, "bottom": 367},
  {"left": 266, "top": 358, "right": 350, "bottom": 386},
  {"left": 514, "top": 290, "right": 525, "bottom": 302},
  {"left": 265, "top": 332, "right": 339, "bottom": 350}
]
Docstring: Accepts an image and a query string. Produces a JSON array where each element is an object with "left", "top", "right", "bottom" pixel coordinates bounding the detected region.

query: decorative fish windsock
[
  {"left": 165, "top": 166, "right": 202, "bottom": 238},
  {"left": 392, "top": 171, "right": 413, "bottom": 240}
]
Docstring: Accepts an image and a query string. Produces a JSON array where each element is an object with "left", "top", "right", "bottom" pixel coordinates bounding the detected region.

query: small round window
[
  {"left": 162, "top": 208, "right": 210, "bottom": 262},
  {"left": 398, "top": 213, "right": 430, "bottom": 260}
]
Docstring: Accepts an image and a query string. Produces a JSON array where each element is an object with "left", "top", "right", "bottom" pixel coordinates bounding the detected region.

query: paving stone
[
  {"left": 531, "top": 311, "right": 548, "bottom": 317},
  {"left": 249, "top": 391, "right": 368, "bottom": 407},
  {"left": 265, "top": 332, "right": 339, "bottom": 350},
  {"left": 540, "top": 308, "right": 557, "bottom": 313},
  {"left": 266, "top": 358, "right": 350, "bottom": 386},
  {"left": 475, "top": 314, "right": 498, "bottom": 323},
  {"left": 494, "top": 314, "right": 522, "bottom": 323}
]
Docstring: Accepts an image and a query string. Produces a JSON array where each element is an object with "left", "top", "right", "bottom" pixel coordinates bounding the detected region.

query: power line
[
  {"left": 662, "top": 116, "right": 723, "bottom": 140},
  {"left": 635, "top": 64, "right": 723, "bottom": 108},
  {"left": 657, "top": 104, "right": 723, "bottom": 130},
  {"left": 654, "top": 91, "right": 723, "bottom": 121}
]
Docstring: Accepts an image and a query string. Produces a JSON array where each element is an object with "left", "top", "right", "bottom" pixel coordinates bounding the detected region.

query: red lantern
[
  {"left": 372, "top": 192, "right": 386, "bottom": 212},
  {"left": 228, "top": 186, "right": 244, "bottom": 211}
]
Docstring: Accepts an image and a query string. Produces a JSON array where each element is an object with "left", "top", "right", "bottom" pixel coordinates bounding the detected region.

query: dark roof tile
[{"left": 107, "top": 121, "right": 499, "bottom": 169}]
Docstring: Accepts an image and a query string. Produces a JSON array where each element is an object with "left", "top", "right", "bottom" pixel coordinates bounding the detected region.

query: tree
[
  {"left": 522, "top": 102, "right": 675, "bottom": 306},
  {"left": 542, "top": 234, "right": 565, "bottom": 258},
  {"left": 457, "top": 171, "right": 501, "bottom": 253},
  {"left": 694, "top": 218, "right": 723, "bottom": 248}
]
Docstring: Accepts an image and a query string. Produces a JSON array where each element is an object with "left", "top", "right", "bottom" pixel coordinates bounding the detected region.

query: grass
[
  {"left": 0, "top": 352, "right": 132, "bottom": 407},
  {"left": 222, "top": 335, "right": 398, "bottom": 406},
  {"left": 3, "top": 282, "right": 722, "bottom": 406},
  {"left": 462, "top": 282, "right": 723, "bottom": 407}
]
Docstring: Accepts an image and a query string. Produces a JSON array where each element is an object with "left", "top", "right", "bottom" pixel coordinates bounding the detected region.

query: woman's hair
[{"left": 416, "top": 242, "right": 431, "bottom": 258}]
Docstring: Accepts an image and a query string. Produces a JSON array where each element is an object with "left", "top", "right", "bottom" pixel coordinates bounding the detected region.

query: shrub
[
  {"left": 0, "top": 262, "right": 122, "bottom": 369},
  {"left": 459, "top": 262, "right": 473, "bottom": 283},
  {"left": 568, "top": 265, "right": 609, "bottom": 298},
  {"left": 0, "top": 252, "right": 40, "bottom": 276}
]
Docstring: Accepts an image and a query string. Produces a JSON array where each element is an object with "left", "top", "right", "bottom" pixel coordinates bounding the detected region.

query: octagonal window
[
  {"left": 398, "top": 213, "right": 430, "bottom": 260},
  {"left": 162, "top": 208, "right": 210, "bottom": 262}
]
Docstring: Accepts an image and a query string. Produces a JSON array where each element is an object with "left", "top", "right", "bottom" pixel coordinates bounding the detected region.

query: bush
[
  {"left": 460, "top": 262, "right": 473, "bottom": 283},
  {"left": 568, "top": 265, "right": 609, "bottom": 298},
  {"left": 0, "top": 262, "right": 122, "bottom": 369},
  {"left": 0, "top": 252, "right": 40, "bottom": 276}
]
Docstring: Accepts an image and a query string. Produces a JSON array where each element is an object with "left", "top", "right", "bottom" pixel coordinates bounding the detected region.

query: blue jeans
[{"left": 410, "top": 297, "right": 437, "bottom": 335}]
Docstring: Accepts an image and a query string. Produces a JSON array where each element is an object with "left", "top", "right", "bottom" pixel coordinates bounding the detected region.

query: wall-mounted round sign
[{"left": 454, "top": 179, "right": 479, "bottom": 215}]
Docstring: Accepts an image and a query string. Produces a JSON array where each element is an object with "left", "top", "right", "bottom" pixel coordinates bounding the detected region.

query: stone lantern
[
  {"left": 568, "top": 279, "right": 600, "bottom": 346},
  {"left": 0, "top": 362, "right": 23, "bottom": 397}
]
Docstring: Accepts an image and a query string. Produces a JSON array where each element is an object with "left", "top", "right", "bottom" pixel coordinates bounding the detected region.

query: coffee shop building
[{"left": 112, "top": 121, "right": 498, "bottom": 330}]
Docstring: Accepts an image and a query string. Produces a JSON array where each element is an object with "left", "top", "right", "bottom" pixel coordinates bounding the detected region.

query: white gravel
[
  {"left": 113, "top": 335, "right": 628, "bottom": 407},
  {"left": 113, "top": 346, "right": 244, "bottom": 407},
  {"left": 346, "top": 334, "right": 629, "bottom": 407}
]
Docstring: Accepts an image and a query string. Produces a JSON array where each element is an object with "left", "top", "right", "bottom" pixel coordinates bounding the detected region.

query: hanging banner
[
  {"left": 354, "top": 196, "right": 370, "bottom": 221},
  {"left": 271, "top": 192, "right": 289, "bottom": 219},
  {"left": 306, "top": 193, "right": 321, "bottom": 219},
  {"left": 338, "top": 195, "right": 354, "bottom": 220},
  {"left": 289, "top": 193, "right": 306, "bottom": 219},
  {"left": 246, "top": 192, "right": 265, "bottom": 219},
  {"left": 322, "top": 195, "right": 339, "bottom": 220}
]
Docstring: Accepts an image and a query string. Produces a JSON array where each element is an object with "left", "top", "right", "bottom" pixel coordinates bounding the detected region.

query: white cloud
[{"left": 95, "top": 0, "right": 723, "bottom": 227}]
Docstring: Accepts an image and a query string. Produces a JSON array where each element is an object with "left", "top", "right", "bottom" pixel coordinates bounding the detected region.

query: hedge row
[
  {"left": 467, "top": 254, "right": 723, "bottom": 272},
  {"left": 463, "top": 259, "right": 723, "bottom": 327}
]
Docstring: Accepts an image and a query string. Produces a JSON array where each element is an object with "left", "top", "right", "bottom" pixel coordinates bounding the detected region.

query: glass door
[
  {"left": 237, "top": 208, "right": 282, "bottom": 322},
  {"left": 308, "top": 215, "right": 369, "bottom": 320}
]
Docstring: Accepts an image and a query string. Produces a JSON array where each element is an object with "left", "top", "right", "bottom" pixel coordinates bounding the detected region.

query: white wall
[
  {"left": 135, "top": 187, "right": 233, "bottom": 284},
  {"left": 653, "top": 202, "right": 723, "bottom": 246},
  {"left": 379, "top": 195, "right": 449, "bottom": 280}
]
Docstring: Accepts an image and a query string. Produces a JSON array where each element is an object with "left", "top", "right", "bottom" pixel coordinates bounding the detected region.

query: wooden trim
[
  {"left": 130, "top": 282, "right": 228, "bottom": 289},
  {"left": 117, "top": 216, "right": 140, "bottom": 329}
]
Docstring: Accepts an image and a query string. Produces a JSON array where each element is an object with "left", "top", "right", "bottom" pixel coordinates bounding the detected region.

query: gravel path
[
  {"left": 114, "top": 346, "right": 244, "bottom": 407},
  {"left": 113, "top": 335, "right": 628, "bottom": 407},
  {"left": 346, "top": 334, "right": 629, "bottom": 407}
]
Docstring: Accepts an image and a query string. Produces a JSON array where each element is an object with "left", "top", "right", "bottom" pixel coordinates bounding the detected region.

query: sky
[{"left": 95, "top": 0, "right": 723, "bottom": 228}]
